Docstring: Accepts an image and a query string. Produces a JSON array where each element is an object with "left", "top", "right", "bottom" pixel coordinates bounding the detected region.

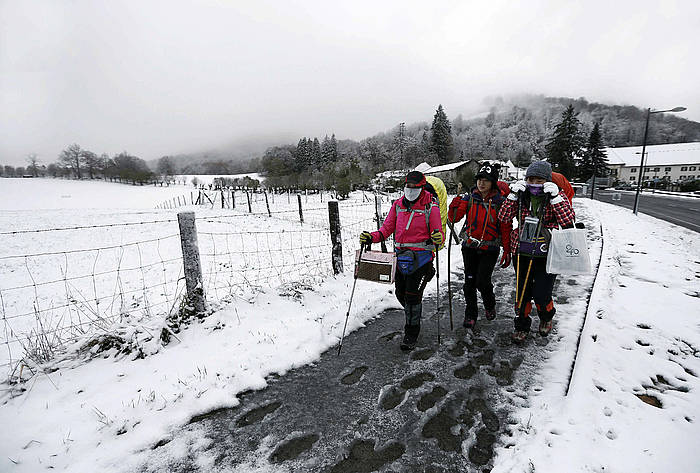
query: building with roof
[{"left": 605, "top": 142, "right": 700, "bottom": 185}]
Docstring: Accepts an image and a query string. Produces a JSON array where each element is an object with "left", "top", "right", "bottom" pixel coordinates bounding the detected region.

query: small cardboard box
[{"left": 354, "top": 250, "right": 396, "bottom": 284}]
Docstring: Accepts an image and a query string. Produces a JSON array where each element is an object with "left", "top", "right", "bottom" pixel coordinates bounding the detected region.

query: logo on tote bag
[{"left": 565, "top": 244, "right": 580, "bottom": 256}]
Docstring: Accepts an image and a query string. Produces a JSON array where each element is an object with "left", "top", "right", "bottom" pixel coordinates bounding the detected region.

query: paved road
[
  {"left": 136, "top": 213, "right": 601, "bottom": 473},
  {"left": 591, "top": 190, "right": 700, "bottom": 232}
]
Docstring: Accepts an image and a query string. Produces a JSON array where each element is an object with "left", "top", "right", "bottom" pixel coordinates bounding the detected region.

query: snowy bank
[{"left": 493, "top": 199, "right": 700, "bottom": 473}]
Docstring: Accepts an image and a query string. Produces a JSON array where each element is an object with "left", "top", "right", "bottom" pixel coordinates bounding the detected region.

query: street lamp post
[{"left": 632, "top": 106, "right": 686, "bottom": 215}]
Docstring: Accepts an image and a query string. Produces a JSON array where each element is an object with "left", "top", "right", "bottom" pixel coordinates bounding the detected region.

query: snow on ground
[
  {"left": 0, "top": 178, "right": 188, "bottom": 210},
  {"left": 0, "top": 179, "right": 394, "bottom": 472},
  {"left": 493, "top": 199, "right": 700, "bottom": 473},
  {"left": 1, "top": 181, "right": 698, "bottom": 473},
  {"left": 0, "top": 179, "right": 381, "bottom": 370}
]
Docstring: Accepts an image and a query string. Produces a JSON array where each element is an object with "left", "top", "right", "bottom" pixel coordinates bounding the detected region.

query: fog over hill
[{"left": 170, "top": 94, "right": 700, "bottom": 174}]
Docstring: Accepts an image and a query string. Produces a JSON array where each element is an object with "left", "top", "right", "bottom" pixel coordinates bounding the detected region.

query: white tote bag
[{"left": 545, "top": 228, "right": 591, "bottom": 275}]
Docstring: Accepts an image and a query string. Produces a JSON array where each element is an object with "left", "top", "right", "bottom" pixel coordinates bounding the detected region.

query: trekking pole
[
  {"left": 515, "top": 195, "right": 522, "bottom": 313},
  {"left": 435, "top": 248, "right": 441, "bottom": 345},
  {"left": 337, "top": 242, "right": 367, "bottom": 356},
  {"left": 446, "top": 222, "right": 455, "bottom": 330}
]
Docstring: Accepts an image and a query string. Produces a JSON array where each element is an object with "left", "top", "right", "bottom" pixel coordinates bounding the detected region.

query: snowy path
[{"left": 132, "top": 207, "right": 602, "bottom": 472}]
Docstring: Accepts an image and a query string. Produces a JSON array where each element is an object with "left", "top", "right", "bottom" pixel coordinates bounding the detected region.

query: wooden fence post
[
  {"left": 232, "top": 191, "right": 236, "bottom": 209},
  {"left": 297, "top": 194, "right": 304, "bottom": 224},
  {"left": 246, "top": 190, "right": 252, "bottom": 213},
  {"left": 177, "top": 211, "right": 206, "bottom": 316},
  {"left": 375, "top": 195, "right": 387, "bottom": 253},
  {"left": 221, "top": 190, "right": 225, "bottom": 209},
  {"left": 265, "top": 192, "right": 271, "bottom": 217},
  {"left": 328, "top": 201, "right": 343, "bottom": 274}
]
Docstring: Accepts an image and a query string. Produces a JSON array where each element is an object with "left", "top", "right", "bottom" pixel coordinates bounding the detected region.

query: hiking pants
[
  {"left": 395, "top": 262, "right": 435, "bottom": 326},
  {"left": 461, "top": 246, "right": 498, "bottom": 321},
  {"left": 513, "top": 254, "right": 556, "bottom": 332}
]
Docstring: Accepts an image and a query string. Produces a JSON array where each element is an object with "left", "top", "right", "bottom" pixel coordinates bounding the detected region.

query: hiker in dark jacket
[
  {"left": 359, "top": 171, "right": 444, "bottom": 351},
  {"left": 498, "top": 160, "right": 575, "bottom": 343},
  {"left": 448, "top": 163, "right": 512, "bottom": 329}
]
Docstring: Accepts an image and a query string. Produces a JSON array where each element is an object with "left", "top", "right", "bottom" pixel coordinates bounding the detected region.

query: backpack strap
[{"left": 395, "top": 199, "right": 438, "bottom": 250}]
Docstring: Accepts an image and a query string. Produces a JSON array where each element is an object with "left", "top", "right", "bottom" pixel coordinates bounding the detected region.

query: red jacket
[
  {"left": 498, "top": 194, "right": 576, "bottom": 257},
  {"left": 448, "top": 189, "right": 512, "bottom": 253},
  {"left": 370, "top": 189, "right": 444, "bottom": 254}
]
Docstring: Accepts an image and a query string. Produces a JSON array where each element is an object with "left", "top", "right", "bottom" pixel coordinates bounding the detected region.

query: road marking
[{"left": 658, "top": 215, "right": 700, "bottom": 231}]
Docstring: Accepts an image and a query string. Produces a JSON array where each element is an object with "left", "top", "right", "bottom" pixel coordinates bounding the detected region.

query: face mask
[
  {"left": 527, "top": 183, "right": 544, "bottom": 196},
  {"left": 404, "top": 186, "right": 422, "bottom": 201}
]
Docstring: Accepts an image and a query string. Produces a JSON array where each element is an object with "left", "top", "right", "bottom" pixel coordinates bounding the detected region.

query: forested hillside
[{"left": 255, "top": 94, "right": 700, "bottom": 189}]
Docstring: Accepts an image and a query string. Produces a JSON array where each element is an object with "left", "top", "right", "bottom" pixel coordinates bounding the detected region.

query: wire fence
[{"left": 0, "top": 191, "right": 396, "bottom": 380}]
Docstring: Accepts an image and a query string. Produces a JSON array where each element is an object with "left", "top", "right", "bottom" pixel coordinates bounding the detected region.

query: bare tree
[
  {"left": 157, "top": 156, "right": 177, "bottom": 179},
  {"left": 59, "top": 143, "right": 83, "bottom": 179},
  {"left": 26, "top": 153, "right": 40, "bottom": 177},
  {"left": 47, "top": 163, "right": 61, "bottom": 177},
  {"left": 80, "top": 150, "right": 104, "bottom": 179}
]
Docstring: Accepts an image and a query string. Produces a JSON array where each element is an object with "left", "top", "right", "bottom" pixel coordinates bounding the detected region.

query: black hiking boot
[
  {"left": 400, "top": 324, "right": 419, "bottom": 351},
  {"left": 400, "top": 335, "right": 417, "bottom": 351}
]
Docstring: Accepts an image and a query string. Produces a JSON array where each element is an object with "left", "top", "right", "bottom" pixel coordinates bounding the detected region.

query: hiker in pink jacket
[{"left": 360, "top": 171, "right": 444, "bottom": 350}]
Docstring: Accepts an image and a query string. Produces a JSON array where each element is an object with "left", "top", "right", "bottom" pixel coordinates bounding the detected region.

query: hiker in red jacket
[
  {"left": 448, "top": 163, "right": 512, "bottom": 330},
  {"left": 359, "top": 171, "right": 444, "bottom": 351},
  {"left": 498, "top": 160, "right": 576, "bottom": 343}
]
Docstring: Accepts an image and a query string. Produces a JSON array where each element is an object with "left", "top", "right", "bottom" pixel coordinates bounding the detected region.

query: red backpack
[{"left": 551, "top": 172, "right": 574, "bottom": 205}]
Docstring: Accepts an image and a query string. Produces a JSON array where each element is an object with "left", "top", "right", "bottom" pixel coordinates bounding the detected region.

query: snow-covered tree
[{"left": 430, "top": 104, "right": 454, "bottom": 165}]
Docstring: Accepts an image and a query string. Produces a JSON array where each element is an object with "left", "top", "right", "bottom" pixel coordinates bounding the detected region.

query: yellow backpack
[{"left": 425, "top": 175, "right": 448, "bottom": 251}]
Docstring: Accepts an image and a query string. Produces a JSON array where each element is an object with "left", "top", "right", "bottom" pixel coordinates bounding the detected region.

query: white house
[{"left": 604, "top": 142, "right": 700, "bottom": 184}]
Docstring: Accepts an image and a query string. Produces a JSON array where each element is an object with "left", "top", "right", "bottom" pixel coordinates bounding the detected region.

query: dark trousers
[
  {"left": 461, "top": 246, "right": 498, "bottom": 321},
  {"left": 395, "top": 262, "right": 435, "bottom": 326},
  {"left": 514, "top": 254, "right": 557, "bottom": 332}
]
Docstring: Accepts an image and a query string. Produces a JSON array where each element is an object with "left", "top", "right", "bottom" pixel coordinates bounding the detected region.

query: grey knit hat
[{"left": 525, "top": 160, "right": 552, "bottom": 181}]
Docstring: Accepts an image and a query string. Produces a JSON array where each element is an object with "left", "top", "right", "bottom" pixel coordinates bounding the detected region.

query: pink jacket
[{"left": 370, "top": 190, "right": 444, "bottom": 253}]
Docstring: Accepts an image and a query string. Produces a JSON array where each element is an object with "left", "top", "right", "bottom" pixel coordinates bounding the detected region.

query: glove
[
  {"left": 508, "top": 180, "right": 526, "bottom": 200},
  {"left": 430, "top": 229, "right": 443, "bottom": 246},
  {"left": 511, "top": 180, "right": 526, "bottom": 193},
  {"left": 500, "top": 251, "right": 512, "bottom": 268},
  {"left": 543, "top": 182, "right": 559, "bottom": 197},
  {"left": 448, "top": 195, "right": 463, "bottom": 222},
  {"left": 359, "top": 231, "right": 373, "bottom": 245}
]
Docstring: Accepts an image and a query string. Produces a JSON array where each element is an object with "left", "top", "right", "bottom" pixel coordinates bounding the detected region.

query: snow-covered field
[
  {"left": 1, "top": 180, "right": 698, "bottom": 473},
  {"left": 0, "top": 178, "right": 378, "bottom": 371}
]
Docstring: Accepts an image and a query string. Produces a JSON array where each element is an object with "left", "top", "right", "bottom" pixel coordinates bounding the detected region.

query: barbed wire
[
  {"left": 0, "top": 234, "right": 180, "bottom": 260},
  {"left": 0, "top": 219, "right": 181, "bottom": 236}
]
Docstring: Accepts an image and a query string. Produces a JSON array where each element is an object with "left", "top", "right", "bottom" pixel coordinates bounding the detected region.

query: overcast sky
[{"left": 1, "top": 0, "right": 699, "bottom": 166}]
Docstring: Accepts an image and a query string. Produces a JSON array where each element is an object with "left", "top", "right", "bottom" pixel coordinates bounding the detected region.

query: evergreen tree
[
  {"left": 429, "top": 104, "right": 454, "bottom": 165},
  {"left": 329, "top": 134, "right": 338, "bottom": 162},
  {"left": 295, "top": 137, "right": 310, "bottom": 171},
  {"left": 312, "top": 137, "right": 322, "bottom": 167},
  {"left": 544, "top": 104, "right": 584, "bottom": 179},
  {"left": 579, "top": 122, "right": 608, "bottom": 181},
  {"left": 321, "top": 135, "right": 332, "bottom": 167}
]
